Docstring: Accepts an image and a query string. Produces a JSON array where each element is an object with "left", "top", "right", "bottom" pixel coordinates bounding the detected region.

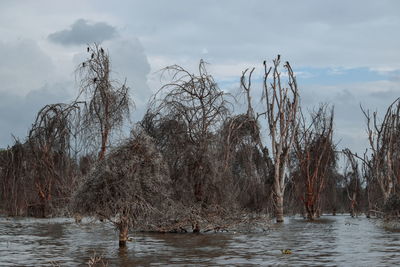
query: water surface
[{"left": 0, "top": 215, "right": 399, "bottom": 266}]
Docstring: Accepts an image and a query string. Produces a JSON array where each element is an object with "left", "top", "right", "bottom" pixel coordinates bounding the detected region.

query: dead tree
[
  {"left": 218, "top": 67, "right": 274, "bottom": 212},
  {"left": 361, "top": 98, "right": 400, "bottom": 206},
  {"left": 28, "top": 103, "right": 80, "bottom": 217},
  {"left": 263, "top": 56, "right": 300, "bottom": 222},
  {"left": 76, "top": 44, "right": 131, "bottom": 160},
  {"left": 145, "top": 60, "right": 229, "bottom": 205},
  {"left": 71, "top": 130, "right": 171, "bottom": 247},
  {"left": 0, "top": 141, "right": 30, "bottom": 216},
  {"left": 342, "top": 149, "right": 362, "bottom": 217},
  {"left": 293, "top": 105, "right": 335, "bottom": 220}
]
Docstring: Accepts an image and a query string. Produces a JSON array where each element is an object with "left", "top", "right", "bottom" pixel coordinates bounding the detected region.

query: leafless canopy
[
  {"left": 293, "top": 105, "right": 336, "bottom": 219},
  {"left": 144, "top": 60, "right": 231, "bottom": 204},
  {"left": 71, "top": 129, "right": 171, "bottom": 245},
  {"left": 361, "top": 98, "right": 400, "bottom": 204},
  {"left": 342, "top": 148, "right": 362, "bottom": 217},
  {"left": 149, "top": 60, "right": 230, "bottom": 144},
  {"left": 26, "top": 103, "right": 81, "bottom": 217},
  {"left": 76, "top": 43, "right": 131, "bottom": 160},
  {"left": 262, "top": 56, "right": 300, "bottom": 222}
]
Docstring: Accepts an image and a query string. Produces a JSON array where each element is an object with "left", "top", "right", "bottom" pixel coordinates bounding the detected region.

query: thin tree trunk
[
  {"left": 118, "top": 218, "right": 129, "bottom": 248},
  {"left": 276, "top": 194, "right": 284, "bottom": 223}
]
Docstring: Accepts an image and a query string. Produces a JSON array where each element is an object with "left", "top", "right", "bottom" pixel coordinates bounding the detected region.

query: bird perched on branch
[
  {"left": 87, "top": 47, "right": 90, "bottom": 52},
  {"left": 91, "top": 53, "right": 94, "bottom": 59},
  {"left": 263, "top": 60, "right": 266, "bottom": 66},
  {"left": 100, "top": 48, "right": 104, "bottom": 54}
]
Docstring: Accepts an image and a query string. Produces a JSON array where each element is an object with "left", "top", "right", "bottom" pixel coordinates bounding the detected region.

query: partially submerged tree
[
  {"left": 220, "top": 68, "right": 274, "bottom": 212},
  {"left": 292, "top": 105, "right": 336, "bottom": 220},
  {"left": 361, "top": 98, "right": 400, "bottom": 206},
  {"left": 0, "top": 140, "right": 31, "bottom": 216},
  {"left": 28, "top": 103, "right": 81, "bottom": 217},
  {"left": 342, "top": 149, "right": 362, "bottom": 217},
  {"left": 262, "top": 56, "right": 300, "bottom": 222},
  {"left": 237, "top": 57, "right": 299, "bottom": 222},
  {"left": 76, "top": 44, "right": 131, "bottom": 160},
  {"left": 71, "top": 130, "right": 171, "bottom": 247}
]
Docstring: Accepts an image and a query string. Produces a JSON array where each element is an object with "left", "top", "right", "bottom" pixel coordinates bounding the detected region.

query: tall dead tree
[
  {"left": 263, "top": 56, "right": 300, "bottom": 222},
  {"left": 76, "top": 44, "right": 131, "bottom": 160},
  {"left": 293, "top": 105, "right": 335, "bottom": 220}
]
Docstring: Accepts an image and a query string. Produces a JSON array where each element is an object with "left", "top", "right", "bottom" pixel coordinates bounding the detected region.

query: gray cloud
[
  {"left": 48, "top": 19, "right": 117, "bottom": 45},
  {"left": 97, "top": 0, "right": 400, "bottom": 72},
  {"left": 0, "top": 40, "right": 55, "bottom": 94},
  {"left": 0, "top": 83, "right": 72, "bottom": 148},
  {"left": 106, "top": 38, "right": 152, "bottom": 119}
]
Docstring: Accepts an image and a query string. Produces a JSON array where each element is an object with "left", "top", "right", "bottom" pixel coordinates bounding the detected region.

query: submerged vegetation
[{"left": 1, "top": 44, "right": 399, "bottom": 246}]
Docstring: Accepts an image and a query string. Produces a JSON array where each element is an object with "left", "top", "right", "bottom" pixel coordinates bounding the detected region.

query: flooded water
[{"left": 0, "top": 215, "right": 399, "bottom": 266}]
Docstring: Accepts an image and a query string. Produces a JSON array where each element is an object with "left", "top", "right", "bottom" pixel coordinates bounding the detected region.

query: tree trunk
[
  {"left": 276, "top": 194, "right": 284, "bottom": 223},
  {"left": 306, "top": 206, "right": 315, "bottom": 220},
  {"left": 118, "top": 219, "right": 129, "bottom": 248}
]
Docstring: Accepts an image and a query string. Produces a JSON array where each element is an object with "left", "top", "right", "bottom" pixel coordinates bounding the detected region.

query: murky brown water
[{"left": 0, "top": 215, "right": 399, "bottom": 266}]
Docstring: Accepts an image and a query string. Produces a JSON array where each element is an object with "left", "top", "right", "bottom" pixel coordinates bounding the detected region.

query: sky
[{"left": 0, "top": 0, "right": 400, "bottom": 155}]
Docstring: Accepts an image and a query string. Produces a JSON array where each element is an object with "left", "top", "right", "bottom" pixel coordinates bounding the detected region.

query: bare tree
[
  {"left": 219, "top": 67, "right": 274, "bottom": 212},
  {"left": 293, "top": 105, "right": 335, "bottom": 220},
  {"left": 28, "top": 103, "right": 81, "bottom": 217},
  {"left": 342, "top": 149, "right": 362, "bottom": 217},
  {"left": 361, "top": 98, "right": 400, "bottom": 205},
  {"left": 236, "top": 57, "right": 299, "bottom": 222},
  {"left": 71, "top": 130, "right": 171, "bottom": 247},
  {"left": 76, "top": 44, "right": 131, "bottom": 160},
  {"left": 262, "top": 56, "right": 300, "bottom": 222},
  {"left": 0, "top": 140, "right": 30, "bottom": 216},
  {"left": 145, "top": 60, "right": 230, "bottom": 204}
]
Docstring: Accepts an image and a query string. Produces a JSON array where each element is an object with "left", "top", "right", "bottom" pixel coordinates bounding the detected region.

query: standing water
[{"left": 0, "top": 215, "right": 399, "bottom": 266}]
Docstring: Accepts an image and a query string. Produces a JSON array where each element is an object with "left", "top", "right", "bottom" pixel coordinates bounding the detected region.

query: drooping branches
[
  {"left": 145, "top": 60, "right": 230, "bottom": 204},
  {"left": 28, "top": 103, "right": 81, "bottom": 217}
]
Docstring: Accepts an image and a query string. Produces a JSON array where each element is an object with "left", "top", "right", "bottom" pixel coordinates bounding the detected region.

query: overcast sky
[{"left": 0, "top": 0, "right": 399, "bottom": 155}]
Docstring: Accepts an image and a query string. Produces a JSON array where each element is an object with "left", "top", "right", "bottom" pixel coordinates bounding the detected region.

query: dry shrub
[{"left": 71, "top": 128, "right": 171, "bottom": 227}]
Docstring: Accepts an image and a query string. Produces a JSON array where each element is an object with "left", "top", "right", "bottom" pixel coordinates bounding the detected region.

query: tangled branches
[{"left": 76, "top": 43, "right": 131, "bottom": 160}]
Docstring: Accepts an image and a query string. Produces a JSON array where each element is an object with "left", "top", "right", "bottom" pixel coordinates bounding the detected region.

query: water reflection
[{"left": 0, "top": 215, "right": 399, "bottom": 266}]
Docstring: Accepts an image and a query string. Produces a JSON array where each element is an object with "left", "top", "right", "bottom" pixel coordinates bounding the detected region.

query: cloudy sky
[{"left": 0, "top": 0, "right": 399, "bottom": 154}]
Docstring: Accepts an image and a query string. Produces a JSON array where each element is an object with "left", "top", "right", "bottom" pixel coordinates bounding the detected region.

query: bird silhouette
[
  {"left": 87, "top": 47, "right": 90, "bottom": 52},
  {"left": 91, "top": 53, "right": 94, "bottom": 59},
  {"left": 100, "top": 48, "right": 104, "bottom": 54},
  {"left": 263, "top": 60, "right": 266, "bottom": 66}
]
